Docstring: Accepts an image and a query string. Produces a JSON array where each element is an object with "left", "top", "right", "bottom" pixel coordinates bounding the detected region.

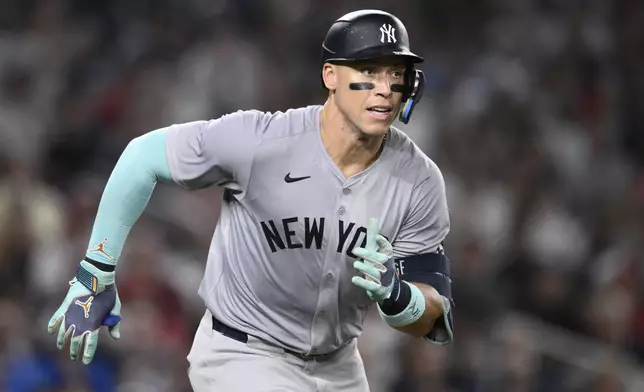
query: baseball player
[{"left": 47, "top": 9, "right": 454, "bottom": 392}]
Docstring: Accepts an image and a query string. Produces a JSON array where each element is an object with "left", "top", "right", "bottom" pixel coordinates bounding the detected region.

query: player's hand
[
  {"left": 351, "top": 218, "right": 398, "bottom": 303},
  {"left": 47, "top": 260, "right": 122, "bottom": 365}
]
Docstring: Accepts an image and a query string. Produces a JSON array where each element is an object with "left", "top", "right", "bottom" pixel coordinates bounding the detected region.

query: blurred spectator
[{"left": 1, "top": 0, "right": 643, "bottom": 390}]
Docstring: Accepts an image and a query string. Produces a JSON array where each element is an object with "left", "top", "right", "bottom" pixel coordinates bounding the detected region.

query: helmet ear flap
[{"left": 399, "top": 69, "right": 425, "bottom": 124}]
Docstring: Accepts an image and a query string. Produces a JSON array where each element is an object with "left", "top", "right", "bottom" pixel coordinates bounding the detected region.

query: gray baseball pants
[{"left": 187, "top": 310, "right": 371, "bottom": 392}]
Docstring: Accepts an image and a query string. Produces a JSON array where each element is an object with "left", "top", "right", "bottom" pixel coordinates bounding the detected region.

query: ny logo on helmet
[{"left": 379, "top": 24, "right": 396, "bottom": 44}]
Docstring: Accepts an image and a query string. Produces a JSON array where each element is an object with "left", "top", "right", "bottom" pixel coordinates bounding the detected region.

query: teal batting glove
[
  {"left": 47, "top": 260, "right": 122, "bottom": 365},
  {"left": 351, "top": 218, "right": 399, "bottom": 303}
]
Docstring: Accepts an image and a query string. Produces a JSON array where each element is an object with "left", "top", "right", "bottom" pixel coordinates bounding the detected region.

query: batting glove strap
[
  {"left": 378, "top": 276, "right": 409, "bottom": 315},
  {"left": 76, "top": 260, "right": 115, "bottom": 295},
  {"left": 378, "top": 281, "right": 426, "bottom": 328}
]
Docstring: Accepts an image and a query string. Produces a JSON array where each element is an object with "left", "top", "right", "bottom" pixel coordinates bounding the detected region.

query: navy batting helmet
[{"left": 321, "top": 10, "right": 425, "bottom": 124}]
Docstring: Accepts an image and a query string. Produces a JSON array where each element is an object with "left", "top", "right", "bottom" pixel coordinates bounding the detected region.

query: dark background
[{"left": 0, "top": 0, "right": 643, "bottom": 391}]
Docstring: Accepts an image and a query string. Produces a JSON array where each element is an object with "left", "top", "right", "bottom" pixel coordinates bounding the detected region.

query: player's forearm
[
  {"left": 392, "top": 282, "right": 443, "bottom": 337},
  {"left": 375, "top": 276, "right": 454, "bottom": 345},
  {"left": 85, "top": 129, "right": 172, "bottom": 265}
]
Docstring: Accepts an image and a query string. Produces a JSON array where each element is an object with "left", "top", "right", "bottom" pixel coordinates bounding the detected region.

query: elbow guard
[{"left": 395, "top": 248, "right": 454, "bottom": 345}]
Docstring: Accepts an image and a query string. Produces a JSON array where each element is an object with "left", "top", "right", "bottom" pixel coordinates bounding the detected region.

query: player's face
[{"left": 334, "top": 58, "right": 407, "bottom": 136}]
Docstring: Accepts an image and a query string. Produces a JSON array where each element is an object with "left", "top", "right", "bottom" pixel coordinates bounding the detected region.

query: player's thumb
[
  {"left": 108, "top": 321, "right": 121, "bottom": 340},
  {"left": 104, "top": 292, "right": 122, "bottom": 340},
  {"left": 366, "top": 218, "right": 380, "bottom": 251},
  {"left": 102, "top": 312, "right": 121, "bottom": 340}
]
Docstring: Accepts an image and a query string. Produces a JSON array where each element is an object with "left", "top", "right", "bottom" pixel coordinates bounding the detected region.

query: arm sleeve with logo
[
  {"left": 164, "top": 110, "right": 266, "bottom": 191},
  {"left": 52, "top": 128, "right": 172, "bottom": 364},
  {"left": 392, "top": 161, "right": 453, "bottom": 345},
  {"left": 85, "top": 129, "right": 172, "bottom": 265},
  {"left": 86, "top": 110, "right": 266, "bottom": 265}
]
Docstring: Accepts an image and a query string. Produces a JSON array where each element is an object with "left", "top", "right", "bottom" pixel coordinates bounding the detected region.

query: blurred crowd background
[{"left": 0, "top": 0, "right": 643, "bottom": 391}]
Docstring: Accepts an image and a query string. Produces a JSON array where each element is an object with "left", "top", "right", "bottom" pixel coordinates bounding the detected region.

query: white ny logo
[{"left": 379, "top": 24, "right": 396, "bottom": 44}]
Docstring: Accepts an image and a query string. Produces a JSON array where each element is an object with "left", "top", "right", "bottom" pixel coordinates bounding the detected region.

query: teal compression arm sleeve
[{"left": 85, "top": 129, "right": 172, "bottom": 266}]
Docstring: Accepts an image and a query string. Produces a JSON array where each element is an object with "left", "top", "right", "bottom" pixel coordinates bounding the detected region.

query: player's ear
[{"left": 322, "top": 63, "right": 337, "bottom": 90}]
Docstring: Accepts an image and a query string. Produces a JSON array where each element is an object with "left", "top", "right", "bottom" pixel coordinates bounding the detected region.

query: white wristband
[{"left": 377, "top": 282, "right": 426, "bottom": 328}]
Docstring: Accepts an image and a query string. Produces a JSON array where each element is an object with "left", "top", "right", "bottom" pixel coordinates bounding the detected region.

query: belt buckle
[
  {"left": 289, "top": 349, "right": 312, "bottom": 361},
  {"left": 294, "top": 351, "right": 309, "bottom": 360}
]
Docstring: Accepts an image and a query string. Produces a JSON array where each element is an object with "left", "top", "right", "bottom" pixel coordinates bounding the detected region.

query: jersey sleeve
[
  {"left": 164, "top": 110, "right": 266, "bottom": 191},
  {"left": 392, "top": 162, "right": 450, "bottom": 258}
]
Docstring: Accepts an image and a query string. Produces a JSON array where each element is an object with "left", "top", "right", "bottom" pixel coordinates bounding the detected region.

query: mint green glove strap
[{"left": 377, "top": 281, "right": 426, "bottom": 328}]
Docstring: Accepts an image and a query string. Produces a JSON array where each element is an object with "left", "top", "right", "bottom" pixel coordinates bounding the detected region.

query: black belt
[
  {"left": 211, "top": 315, "right": 331, "bottom": 360},
  {"left": 212, "top": 315, "right": 249, "bottom": 344}
]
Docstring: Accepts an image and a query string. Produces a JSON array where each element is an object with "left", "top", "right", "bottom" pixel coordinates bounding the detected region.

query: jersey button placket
[
  {"left": 309, "top": 186, "right": 348, "bottom": 352},
  {"left": 339, "top": 186, "right": 351, "bottom": 215},
  {"left": 310, "top": 249, "right": 335, "bottom": 354}
]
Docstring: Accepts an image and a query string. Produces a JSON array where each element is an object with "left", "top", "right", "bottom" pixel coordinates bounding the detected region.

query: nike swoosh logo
[{"left": 284, "top": 173, "right": 311, "bottom": 183}]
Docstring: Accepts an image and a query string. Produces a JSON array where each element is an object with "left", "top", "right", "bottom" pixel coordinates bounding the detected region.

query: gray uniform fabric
[
  {"left": 164, "top": 105, "right": 450, "bottom": 391},
  {"left": 187, "top": 309, "right": 370, "bottom": 392}
]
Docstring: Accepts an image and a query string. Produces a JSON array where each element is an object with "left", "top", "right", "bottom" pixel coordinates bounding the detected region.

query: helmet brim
[{"left": 323, "top": 45, "right": 424, "bottom": 65}]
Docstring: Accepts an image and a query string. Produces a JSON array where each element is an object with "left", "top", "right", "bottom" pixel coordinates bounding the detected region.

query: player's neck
[{"left": 320, "top": 101, "right": 386, "bottom": 178}]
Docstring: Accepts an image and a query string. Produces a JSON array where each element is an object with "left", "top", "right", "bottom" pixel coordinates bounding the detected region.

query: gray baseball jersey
[{"left": 165, "top": 105, "right": 449, "bottom": 356}]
